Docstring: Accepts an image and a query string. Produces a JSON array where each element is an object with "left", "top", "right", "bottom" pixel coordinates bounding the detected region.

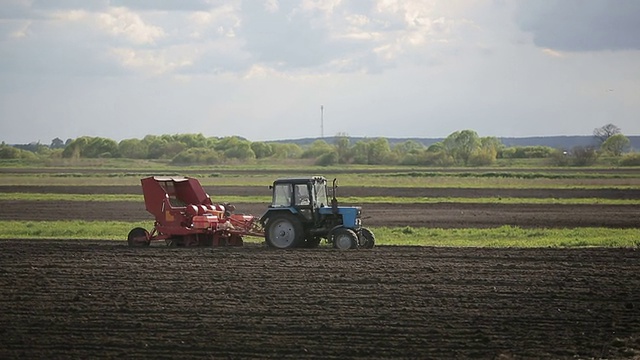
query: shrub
[
  {"left": 171, "top": 148, "right": 222, "bottom": 165},
  {"left": 315, "top": 151, "right": 338, "bottom": 166},
  {"left": 468, "top": 148, "right": 496, "bottom": 167},
  {"left": 570, "top": 146, "right": 598, "bottom": 166},
  {"left": 417, "top": 150, "right": 456, "bottom": 167},
  {"left": 548, "top": 149, "right": 570, "bottom": 166},
  {"left": 620, "top": 152, "right": 640, "bottom": 166}
]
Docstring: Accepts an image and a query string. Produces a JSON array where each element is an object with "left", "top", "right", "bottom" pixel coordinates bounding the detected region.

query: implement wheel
[
  {"left": 360, "top": 227, "right": 375, "bottom": 249},
  {"left": 265, "top": 213, "right": 304, "bottom": 249},
  {"left": 127, "top": 227, "right": 150, "bottom": 247},
  {"left": 333, "top": 228, "right": 358, "bottom": 250}
]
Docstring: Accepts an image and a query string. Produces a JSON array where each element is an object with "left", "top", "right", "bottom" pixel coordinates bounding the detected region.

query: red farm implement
[{"left": 127, "top": 176, "right": 263, "bottom": 247}]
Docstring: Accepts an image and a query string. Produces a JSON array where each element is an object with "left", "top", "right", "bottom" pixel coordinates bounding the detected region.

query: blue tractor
[{"left": 260, "top": 176, "right": 375, "bottom": 249}]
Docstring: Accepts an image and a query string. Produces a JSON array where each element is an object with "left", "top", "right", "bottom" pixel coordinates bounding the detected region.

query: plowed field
[
  {"left": 1, "top": 183, "right": 640, "bottom": 358},
  {"left": 1, "top": 185, "right": 640, "bottom": 228},
  {"left": 1, "top": 240, "right": 639, "bottom": 359}
]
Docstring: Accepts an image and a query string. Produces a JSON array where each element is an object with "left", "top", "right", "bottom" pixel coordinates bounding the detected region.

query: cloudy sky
[{"left": 1, "top": 0, "right": 639, "bottom": 144}]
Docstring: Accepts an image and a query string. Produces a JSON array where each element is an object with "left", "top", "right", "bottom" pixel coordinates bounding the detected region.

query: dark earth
[
  {"left": 1, "top": 185, "right": 639, "bottom": 229},
  {"left": 1, "top": 183, "right": 639, "bottom": 358}
]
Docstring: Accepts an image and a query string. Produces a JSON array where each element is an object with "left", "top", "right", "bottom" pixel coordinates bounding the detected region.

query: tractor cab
[
  {"left": 269, "top": 176, "right": 328, "bottom": 220},
  {"left": 261, "top": 176, "right": 375, "bottom": 250}
]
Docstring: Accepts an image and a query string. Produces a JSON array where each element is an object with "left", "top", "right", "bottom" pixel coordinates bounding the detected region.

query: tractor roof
[{"left": 272, "top": 176, "right": 327, "bottom": 185}]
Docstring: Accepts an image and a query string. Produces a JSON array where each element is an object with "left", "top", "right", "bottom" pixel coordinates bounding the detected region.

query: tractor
[{"left": 260, "top": 176, "right": 375, "bottom": 249}]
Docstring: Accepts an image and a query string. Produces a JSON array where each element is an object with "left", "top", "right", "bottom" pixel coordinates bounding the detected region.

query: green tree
[
  {"left": 61, "top": 137, "right": 118, "bottom": 158},
  {"left": 119, "top": 138, "right": 149, "bottom": 159},
  {"left": 212, "top": 137, "right": 255, "bottom": 160},
  {"left": 223, "top": 142, "right": 255, "bottom": 160},
  {"left": 315, "top": 151, "right": 339, "bottom": 166},
  {"left": 251, "top": 142, "right": 274, "bottom": 159},
  {"left": 172, "top": 133, "right": 209, "bottom": 148},
  {"left": 393, "top": 140, "right": 423, "bottom": 156},
  {"left": 62, "top": 137, "right": 89, "bottom": 159},
  {"left": 443, "top": 130, "right": 481, "bottom": 165},
  {"left": 600, "top": 134, "right": 630, "bottom": 156},
  {"left": 50, "top": 138, "right": 65, "bottom": 149},
  {"left": 301, "top": 140, "right": 334, "bottom": 159},
  {"left": 270, "top": 143, "right": 302, "bottom": 159},
  {"left": 352, "top": 141, "right": 369, "bottom": 164},
  {"left": 351, "top": 138, "right": 392, "bottom": 165},
  {"left": 145, "top": 137, "right": 168, "bottom": 159},
  {"left": 171, "top": 148, "right": 222, "bottom": 165},
  {"left": 466, "top": 136, "right": 502, "bottom": 166},
  {"left": 427, "top": 142, "right": 444, "bottom": 152},
  {"left": 333, "top": 135, "right": 351, "bottom": 164},
  {"left": 367, "top": 138, "right": 392, "bottom": 165},
  {"left": 0, "top": 143, "right": 21, "bottom": 159}
]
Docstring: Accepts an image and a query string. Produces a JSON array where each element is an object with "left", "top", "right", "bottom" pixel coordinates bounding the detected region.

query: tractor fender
[{"left": 260, "top": 208, "right": 300, "bottom": 225}]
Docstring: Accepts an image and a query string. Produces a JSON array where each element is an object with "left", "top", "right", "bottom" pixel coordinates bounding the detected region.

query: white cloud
[
  {"left": 187, "top": 4, "right": 240, "bottom": 39},
  {"left": 109, "top": 45, "right": 197, "bottom": 75},
  {"left": 96, "top": 7, "right": 165, "bottom": 45},
  {"left": 8, "top": 20, "right": 32, "bottom": 38},
  {"left": 263, "top": 0, "right": 279, "bottom": 14},
  {"left": 1, "top": 0, "right": 640, "bottom": 144},
  {"left": 542, "top": 48, "right": 564, "bottom": 58}
]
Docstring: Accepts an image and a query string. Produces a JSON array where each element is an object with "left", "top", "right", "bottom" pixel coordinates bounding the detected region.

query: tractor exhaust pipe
[{"left": 331, "top": 178, "right": 339, "bottom": 214}]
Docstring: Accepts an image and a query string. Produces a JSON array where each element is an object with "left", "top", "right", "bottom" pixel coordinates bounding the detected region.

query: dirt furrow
[{"left": 1, "top": 240, "right": 639, "bottom": 359}]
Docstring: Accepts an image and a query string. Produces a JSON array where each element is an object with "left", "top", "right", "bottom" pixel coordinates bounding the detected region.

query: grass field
[
  {"left": 1, "top": 221, "right": 638, "bottom": 248},
  {"left": 1, "top": 161, "right": 638, "bottom": 247},
  {"left": 2, "top": 192, "right": 640, "bottom": 205}
]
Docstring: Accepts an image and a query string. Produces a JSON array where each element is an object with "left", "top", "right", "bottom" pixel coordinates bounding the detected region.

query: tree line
[{"left": 1, "top": 124, "right": 638, "bottom": 166}]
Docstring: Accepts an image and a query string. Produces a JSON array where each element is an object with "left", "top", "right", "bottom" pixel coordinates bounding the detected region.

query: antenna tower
[{"left": 320, "top": 105, "right": 324, "bottom": 138}]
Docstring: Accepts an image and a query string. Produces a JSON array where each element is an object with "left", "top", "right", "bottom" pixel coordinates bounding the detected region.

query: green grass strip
[
  {"left": 1, "top": 192, "right": 640, "bottom": 205},
  {"left": 2, "top": 174, "right": 640, "bottom": 189},
  {"left": 0, "top": 221, "right": 638, "bottom": 247},
  {"left": 374, "top": 226, "right": 640, "bottom": 247},
  {"left": 0, "top": 221, "right": 151, "bottom": 240},
  {"left": 340, "top": 197, "right": 640, "bottom": 205}
]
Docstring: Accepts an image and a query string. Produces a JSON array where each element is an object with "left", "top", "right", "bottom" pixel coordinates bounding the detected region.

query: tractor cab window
[
  {"left": 294, "top": 184, "right": 310, "bottom": 206},
  {"left": 314, "top": 181, "right": 328, "bottom": 207},
  {"left": 272, "top": 184, "right": 292, "bottom": 207}
]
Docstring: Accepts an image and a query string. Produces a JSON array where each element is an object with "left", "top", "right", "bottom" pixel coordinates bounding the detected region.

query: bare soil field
[
  {"left": 1, "top": 240, "right": 639, "bottom": 359},
  {"left": 1, "top": 185, "right": 639, "bottom": 228},
  {"left": 1, "top": 179, "right": 639, "bottom": 358}
]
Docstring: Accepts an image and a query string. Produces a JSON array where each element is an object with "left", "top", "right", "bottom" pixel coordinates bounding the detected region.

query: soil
[
  {"left": 1, "top": 186, "right": 639, "bottom": 228},
  {"left": 1, "top": 240, "right": 639, "bottom": 359},
  {"left": 1, "top": 183, "right": 639, "bottom": 358}
]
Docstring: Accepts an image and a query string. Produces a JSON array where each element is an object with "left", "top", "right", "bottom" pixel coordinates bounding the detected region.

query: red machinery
[{"left": 127, "top": 176, "right": 263, "bottom": 247}]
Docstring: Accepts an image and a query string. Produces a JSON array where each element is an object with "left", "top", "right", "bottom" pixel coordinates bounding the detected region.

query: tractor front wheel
[
  {"left": 127, "top": 227, "right": 150, "bottom": 247},
  {"left": 333, "top": 228, "right": 358, "bottom": 250},
  {"left": 360, "top": 227, "right": 375, "bottom": 249},
  {"left": 265, "top": 213, "right": 304, "bottom": 249}
]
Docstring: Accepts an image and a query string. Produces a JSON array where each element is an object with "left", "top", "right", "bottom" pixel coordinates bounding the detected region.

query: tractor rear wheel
[
  {"left": 127, "top": 227, "right": 150, "bottom": 247},
  {"left": 265, "top": 213, "right": 304, "bottom": 249},
  {"left": 360, "top": 227, "right": 375, "bottom": 249},
  {"left": 333, "top": 228, "right": 358, "bottom": 250}
]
